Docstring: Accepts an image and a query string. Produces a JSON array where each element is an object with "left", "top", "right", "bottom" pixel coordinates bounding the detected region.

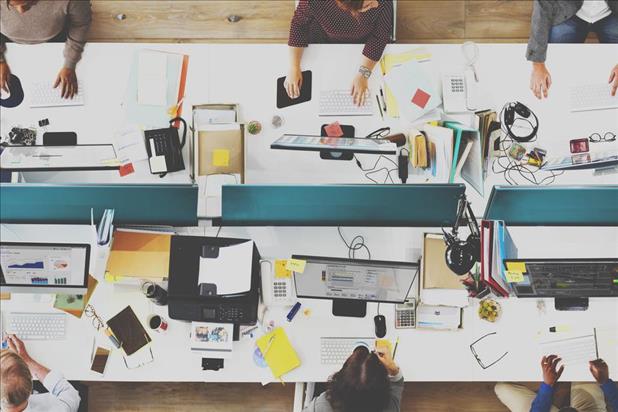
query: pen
[
  {"left": 379, "top": 87, "right": 387, "bottom": 112},
  {"left": 286, "top": 302, "right": 302, "bottom": 322},
  {"left": 392, "top": 337, "right": 399, "bottom": 360},
  {"left": 376, "top": 95, "right": 384, "bottom": 120}
]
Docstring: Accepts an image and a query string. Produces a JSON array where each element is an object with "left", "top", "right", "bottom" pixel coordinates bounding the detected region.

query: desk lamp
[{"left": 443, "top": 195, "right": 481, "bottom": 275}]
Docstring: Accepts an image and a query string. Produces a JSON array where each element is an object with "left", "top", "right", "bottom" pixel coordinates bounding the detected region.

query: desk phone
[{"left": 145, "top": 117, "right": 187, "bottom": 175}]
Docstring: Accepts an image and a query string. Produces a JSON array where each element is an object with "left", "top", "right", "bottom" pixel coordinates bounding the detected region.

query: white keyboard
[
  {"left": 320, "top": 337, "right": 374, "bottom": 365},
  {"left": 319, "top": 89, "right": 373, "bottom": 116},
  {"left": 6, "top": 312, "right": 67, "bottom": 341},
  {"left": 570, "top": 83, "right": 618, "bottom": 112},
  {"left": 29, "top": 81, "right": 84, "bottom": 108}
]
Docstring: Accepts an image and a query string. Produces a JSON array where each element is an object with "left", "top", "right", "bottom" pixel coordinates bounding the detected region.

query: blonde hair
[{"left": 0, "top": 350, "right": 32, "bottom": 408}]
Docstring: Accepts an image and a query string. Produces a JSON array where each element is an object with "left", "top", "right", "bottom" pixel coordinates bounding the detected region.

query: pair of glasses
[
  {"left": 589, "top": 132, "right": 616, "bottom": 143},
  {"left": 84, "top": 304, "right": 105, "bottom": 331},
  {"left": 470, "top": 332, "right": 509, "bottom": 370}
]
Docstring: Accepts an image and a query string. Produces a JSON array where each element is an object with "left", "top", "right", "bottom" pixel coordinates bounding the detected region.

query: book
[
  {"left": 107, "top": 306, "right": 152, "bottom": 356},
  {"left": 189, "top": 322, "right": 234, "bottom": 358},
  {"left": 256, "top": 327, "right": 301, "bottom": 380}
]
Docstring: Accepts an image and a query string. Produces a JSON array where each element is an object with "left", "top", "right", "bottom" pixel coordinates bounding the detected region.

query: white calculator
[{"left": 395, "top": 298, "right": 416, "bottom": 329}]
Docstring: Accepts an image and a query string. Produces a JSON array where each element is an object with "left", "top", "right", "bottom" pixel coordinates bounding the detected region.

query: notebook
[
  {"left": 107, "top": 306, "right": 152, "bottom": 356},
  {"left": 256, "top": 327, "right": 301, "bottom": 380}
]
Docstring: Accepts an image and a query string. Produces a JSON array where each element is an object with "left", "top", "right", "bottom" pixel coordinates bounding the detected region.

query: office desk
[{"left": 1, "top": 43, "right": 617, "bottom": 383}]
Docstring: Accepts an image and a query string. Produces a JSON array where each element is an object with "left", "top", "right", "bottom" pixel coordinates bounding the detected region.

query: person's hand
[
  {"left": 53, "top": 67, "right": 78, "bottom": 99},
  {"left": 6, "top": 335, "right": 32, "bottom": 364},
  {"left": 589, "top": 359, "right": 610, "bottom": 385},
  {"left": 0, "top": 61, "right": 11, "bottom": 94},
  {"left": 351, "top": 73, "right": 368, "bottom": 107},
  {"left": 541, "top": 355, "right": 564, "bottom": 386},
  {"left": 284, "top": 66, "right": 303, "bottom": 99},
  {"left": 608, "top": 64, "right": 618, "bottom": 97},
  {"left": 375, "top": 345, "right": 399, "bottom": 376},
  {"left": 530, "top": 62, "right": 552, "bottom": 100}
]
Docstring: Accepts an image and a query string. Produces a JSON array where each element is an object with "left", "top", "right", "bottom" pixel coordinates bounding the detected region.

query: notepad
[
  {"left": 107, "top": 306, "right": 152, "bottom": 356},
  {"left": 257, "top": 327, "right": 301, "bottom": 380}
]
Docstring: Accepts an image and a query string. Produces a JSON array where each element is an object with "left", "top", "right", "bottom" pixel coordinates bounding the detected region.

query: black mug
[{"left": 141, "top": 282, "right": 168, "bottom": 306}]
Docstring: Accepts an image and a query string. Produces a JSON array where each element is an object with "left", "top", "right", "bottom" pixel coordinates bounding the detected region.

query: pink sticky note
[
  {"left": 411, "top": 88, "right": 431, "bottom": 109},
  {"left": 324, "top": 121, "right": 344, "bottom": 137}
]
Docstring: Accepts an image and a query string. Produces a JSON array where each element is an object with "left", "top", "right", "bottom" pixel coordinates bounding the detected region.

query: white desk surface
[{"left": 1, "top": 42, "right": 617, "bottom": 383}]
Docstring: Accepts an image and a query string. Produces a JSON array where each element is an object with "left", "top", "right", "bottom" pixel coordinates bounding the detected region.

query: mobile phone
[{"left": 90, "top": 347, "right": 111, "bottom": 374}]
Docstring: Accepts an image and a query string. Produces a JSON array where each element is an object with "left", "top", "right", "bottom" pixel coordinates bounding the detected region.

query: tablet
[{"left": 276, "top": 71, "right": 312, "bottom": 109}]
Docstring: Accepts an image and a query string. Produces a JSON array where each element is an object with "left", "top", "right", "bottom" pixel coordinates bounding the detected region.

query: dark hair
[
  {"left": 326, "top": 347, "right": 391, "bottom": 412},
  {"left": 336, "top": 0, "right": 365, "bottom": 12}
]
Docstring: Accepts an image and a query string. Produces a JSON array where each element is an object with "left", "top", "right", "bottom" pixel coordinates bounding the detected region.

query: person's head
[
  {"left": 326, "top": 346, "right": 390, "bottom": 412},
  {"left": 6, "top": 0, "right": 38, "bottom": 14},
  {"left": 335, "top": 0, "right": 379, "bottom": 15},
  {"left": 0, "top": 351, "right": 32, "bottom": 412}
]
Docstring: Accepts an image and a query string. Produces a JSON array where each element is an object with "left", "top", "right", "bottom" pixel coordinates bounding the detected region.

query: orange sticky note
[
  {"left": 286, "top": 259, "right": 306, "bottom": 273},
  {"left": 212, "top": 149, "right": 230, "bottom": 167},
  {"left": 275, "top": 259, "right": 292, "bottom": 279}
]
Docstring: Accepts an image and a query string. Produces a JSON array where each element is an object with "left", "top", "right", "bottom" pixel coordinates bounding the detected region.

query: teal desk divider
[
  {"left": 0, "top": 183, "right": 198, "bottom": 226},
  {"left": 483, "top": 185, "right": 618, "bottom": 226},
  {"left": 221, "top": 184, "right": 466, "bottom": 227}
]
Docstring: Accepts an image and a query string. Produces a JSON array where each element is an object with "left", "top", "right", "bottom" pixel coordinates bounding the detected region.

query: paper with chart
[{"left": 539, "top": 330, "right": 599, "bottom": 366}]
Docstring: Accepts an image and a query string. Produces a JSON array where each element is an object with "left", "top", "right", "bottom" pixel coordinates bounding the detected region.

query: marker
[
  {"left": 286, "top": 302, "right": 302, "bottom": 322},
  {"left": 392, "top": 337, "right": 399, "bottom": 360},
  {"left": 379, "top": 87, "right": 387, "bottom": 112},
  {"left": 549, "top": 325, "right": 570, "bottom": 333},
  {"left": 376, "top": 95, "right": 384, "bottom": 120}
]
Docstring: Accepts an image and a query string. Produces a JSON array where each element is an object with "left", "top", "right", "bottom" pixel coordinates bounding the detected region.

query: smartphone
[{"left": 90, "top": 347, "right": 111, "bottom": 374}]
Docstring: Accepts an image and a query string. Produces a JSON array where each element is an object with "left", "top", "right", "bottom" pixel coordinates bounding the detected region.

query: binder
[
  {"left": 256, "top": 327, "right": 301, "bottom": 380},
  {"left": 480, "top": 221, "right": 510, "bottom": 297}
]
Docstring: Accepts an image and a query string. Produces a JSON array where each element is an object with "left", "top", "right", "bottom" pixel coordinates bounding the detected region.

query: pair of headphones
[
  {"left": 502, "top": 101, "right": 538, "bottom": 143},
  {"left": 442, "top": 196, "right": 481, "bottom": 276}
]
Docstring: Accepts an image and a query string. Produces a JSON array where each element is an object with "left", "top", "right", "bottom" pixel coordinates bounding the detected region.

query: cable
[
  {"left": 355, "top": 127, "right": 399, "bottom": 184},
  {"left": 215, "top": 225, "right": 222, "bottom": 238},
  {"left": 337, "top": 227, "right": 371, "bottom": 260}
]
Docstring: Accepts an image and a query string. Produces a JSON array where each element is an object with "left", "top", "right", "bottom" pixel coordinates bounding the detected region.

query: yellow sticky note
[
  {"left": 505, "top": 271, "right": 524, "bottom": 283},
  {"left": 275, "top": 259, "right": 292, "bottom": 279},
  {"left": 212, "top": 149, "right": 230, "bottom": 167},
  {"left": 506, "top": 262, "right": 526, "bottom": 273},
  {"left": 286, "top": 259, "right": 306, "bottom": 273}
]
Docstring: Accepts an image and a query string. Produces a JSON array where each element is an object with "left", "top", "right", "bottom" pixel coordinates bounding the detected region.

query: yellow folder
[
  {"left": 105, "top": 230, "right": 171, "bottom": 280},
  {"left": 257, "top": 327, "right": 301, "bottom": 380}
]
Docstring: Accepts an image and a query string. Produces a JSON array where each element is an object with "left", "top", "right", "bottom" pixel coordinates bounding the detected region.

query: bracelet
[{"left": 359, "top": 65, "right": 372, "bottom": 79}]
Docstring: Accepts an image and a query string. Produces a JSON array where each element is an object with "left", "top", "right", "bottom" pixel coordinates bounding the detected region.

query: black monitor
[
  {"left": 293, "top": 255, "right": 418, "bottom": 317},
  {"left": 504, "top": 258, "right": 618, "bottom": 311}
]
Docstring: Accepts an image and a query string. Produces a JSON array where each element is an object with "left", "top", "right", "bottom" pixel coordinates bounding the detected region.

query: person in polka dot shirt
[{"left": 285, "top": 0, "right": 393, "bottom": 107}]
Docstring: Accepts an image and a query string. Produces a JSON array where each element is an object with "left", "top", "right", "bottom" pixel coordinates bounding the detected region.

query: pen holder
[{"left": 141, "top": 282, "right": 168, "bottom": 306}]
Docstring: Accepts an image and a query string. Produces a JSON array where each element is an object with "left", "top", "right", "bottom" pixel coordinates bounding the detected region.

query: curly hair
[{"left": 326, "top": 346, "right": 391, "bottom": 412}]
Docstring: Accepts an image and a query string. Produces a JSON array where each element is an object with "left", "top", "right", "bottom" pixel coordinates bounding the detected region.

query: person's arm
[
  {"left": 0, "top": 42, "right": 10, "bottom": 93},
  {"left": 375, "top": 345, "right": 404, "bottom": 411},
  {"left": 285, "top": 46, "right": 305, "bottom": 99},
  {"left": 63, "top": 0, "right": 92, "bottom": 70},
  {"left": 285, "top": 0, "right": 312, "bottom": 98},
  {"left": 590, "top": 359, "right": 618, "bottom": 410},
  {"left": 531, "top": 355, "right": 564, "bottom": 412},
  {"left": 527, "top": 0, "right": 554, "bottom": 99},
  {"left": 609, "top": 64, "right": 618, "bottom": 97}
]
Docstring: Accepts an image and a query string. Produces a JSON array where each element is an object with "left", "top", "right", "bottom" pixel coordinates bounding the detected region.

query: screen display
[
  {"left": 271, "top": 134, "right": 396, "bottom": 154},
  {"left": 0, "top": 243, "right": 89, "bottom": 287},
  {"left": 294, "top": 257, "right": 416, "bottom": 303},
  {"left": 202, "top": 308, "right": 216, "bottom": 319}
]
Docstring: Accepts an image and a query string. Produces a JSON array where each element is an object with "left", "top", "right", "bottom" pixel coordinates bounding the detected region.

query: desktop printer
[{"left": 168, "top": 236, "right": 260, "bottom": 324}]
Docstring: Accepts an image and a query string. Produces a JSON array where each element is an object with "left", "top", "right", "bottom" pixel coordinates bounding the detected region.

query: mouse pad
[
  {"left": 277, "top": 70, "right": 312, "bottom": 109},
  {"left": 0, "top": 74, "right": 24, "bottom": 108}
]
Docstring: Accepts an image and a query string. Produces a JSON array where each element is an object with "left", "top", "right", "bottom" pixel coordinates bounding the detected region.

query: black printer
[{"left": 167, "top": 235, "right": 260, "bottom": 324}]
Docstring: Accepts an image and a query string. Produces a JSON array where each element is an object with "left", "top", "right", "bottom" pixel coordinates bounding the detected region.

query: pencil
[
  {"left": 392, "top": 337, "right": 399, "bottom": 360},
  {"left": 376, "top": 95, "right": 384, "bottom": 120}
]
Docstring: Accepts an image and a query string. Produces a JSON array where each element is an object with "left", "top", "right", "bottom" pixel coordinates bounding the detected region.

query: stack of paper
[
  {"left": 190, "top": 322, "right": 234, "bottom": 358},
  {"left": 105, "top": 229, "right": 171, "bottom": 282}
]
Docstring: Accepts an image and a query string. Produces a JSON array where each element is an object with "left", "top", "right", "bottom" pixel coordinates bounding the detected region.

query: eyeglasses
[
  {"left": 589, "top": 132, "right": 616, "bottom": 143},
  {"left": 469, "top": 332, "right": 509, "bottom": 369},
  {"left": 84, "top": 304, "right": 105, "bottom": 331}
]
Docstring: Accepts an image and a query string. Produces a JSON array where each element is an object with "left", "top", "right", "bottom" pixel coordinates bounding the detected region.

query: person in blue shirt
[{"left": 495, "top": 355, "right": 618, "bottom": 412}]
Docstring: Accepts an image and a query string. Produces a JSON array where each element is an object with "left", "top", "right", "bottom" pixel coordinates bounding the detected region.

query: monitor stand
[
  {"left": 554, "top": 297, "right": 589, "bottom": 311},
  {"left": 332, "top": 299, "right": 366, "bottom": 317},
  {"left": 320, "top": 150, "right": 353, "bottom": 161}
]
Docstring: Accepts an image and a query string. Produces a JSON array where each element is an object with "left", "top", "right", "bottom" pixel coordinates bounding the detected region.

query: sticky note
[
  {"left": 324, "top": 121, "right": 344, "bottom": 137},
  {"left": 505, "top": 271, "right": 524, "bottom": 283},
  {"left": 119, "top": 162, "right": 135, "bottom": 177},
  {"left": 286, "top": 259, "right": 306, "bottom": 273},
  {"left": 212, "top": 149, "right": 230, "bottom": 167},
  {"left": 411, "top": 88, "right": 430, "bottom": 109},
  {"left": 274, "top": 259, "right": 292, "bottom": 279},
  {"left": 506, "top": 262, "right": 526, "bottom": 273}
]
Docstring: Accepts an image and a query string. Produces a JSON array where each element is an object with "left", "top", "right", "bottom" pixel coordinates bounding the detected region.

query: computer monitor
[
  {"left": 0, "top": 242, "right": 90, "bottom": 294},
  {"left": 504, "top": 258, "right": 618, "bottom": 311},
  {"left": 293, "top": 255, "right": 418, "bottom": 317},
  {"left": 271, "top": 134, "right": 397, "bottom": 160}
]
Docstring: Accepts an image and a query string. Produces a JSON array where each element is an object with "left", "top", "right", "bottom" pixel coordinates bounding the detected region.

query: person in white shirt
[
  {"left": 527, "top": 0, "right": 618, "bottom": 99},
  {"left": 0, "top": 335, "right": 80, "bottom": 412}
]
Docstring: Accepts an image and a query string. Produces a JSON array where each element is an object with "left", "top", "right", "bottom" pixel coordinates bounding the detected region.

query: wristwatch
[{"left": 358, "top": 65, "right": 372, "bottom": 79}]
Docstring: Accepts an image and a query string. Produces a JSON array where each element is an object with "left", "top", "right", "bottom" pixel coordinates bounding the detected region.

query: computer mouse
[{"left": 374, "top": 315, "right": 386, "bottom": 338}]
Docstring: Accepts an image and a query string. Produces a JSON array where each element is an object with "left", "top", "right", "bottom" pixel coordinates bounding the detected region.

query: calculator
[{"left": 395, "top": 298, "right": 416, "bottom": 329}]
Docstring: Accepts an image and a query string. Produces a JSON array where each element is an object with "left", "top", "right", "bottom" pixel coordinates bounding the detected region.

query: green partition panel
[
  {"left": 483, "top": 185, "right": 618, "bottom": 226},
  {"left": 221, "top": 184, "right": 466, "bottom": 227},
  {"left": 0, "top": 183, "right": 198, "bottom": 226}
]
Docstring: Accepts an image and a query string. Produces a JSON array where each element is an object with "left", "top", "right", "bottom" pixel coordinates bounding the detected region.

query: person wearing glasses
[
  {"left": 1, "top": 335, "right": 80, "bottom": 412},
  {"left": 302, "top": 344, "right": 404, "bottom": 412},
  {"left": 527, "top": 0, "right": 618, "bottom": 99},
  {"left": 495, "top": 355, "right": 618, "bottom": 412},
  {"left": 285, "top": 0, "right": 393, "bottom": 107},
  {"left": 0, "top": 0, "right": 92, "bottom": 99}
]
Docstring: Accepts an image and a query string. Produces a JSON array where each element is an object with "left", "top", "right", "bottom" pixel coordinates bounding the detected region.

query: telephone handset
[
  {"left": 441, "top": 70, "right": 479, "bottom": 113},
  {"left": 145, "top": 116, "right": 187, "bottom": 177},
  {"left": 259, "top": 259, "right": 295, "bottom": 307}
]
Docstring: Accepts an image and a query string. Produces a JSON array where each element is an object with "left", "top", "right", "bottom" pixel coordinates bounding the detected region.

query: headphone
[
  {"left": 502, "top": 101, "right": 538, "bottom": 143},
  {"left": 442, "top": 196, "right": 481, "bottom": 276}
]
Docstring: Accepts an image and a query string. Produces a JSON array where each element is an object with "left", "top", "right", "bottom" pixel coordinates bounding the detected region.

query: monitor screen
[
  {"left": 271, "top": 134, "right": 397, "bottom": 155},
  {"left": 0, "top": 242, "right": 90, "bottom": 292},
  {"left": 293, "top": 256, "right": 417, "bottom": 304}
]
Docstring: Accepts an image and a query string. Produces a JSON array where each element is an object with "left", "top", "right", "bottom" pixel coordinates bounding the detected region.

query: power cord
[
  {"left": 337, "top": 227, "right": 371, "bottom": 260},
  {"left": 355, "top": 127, "right": 400, "bottom": 184}
]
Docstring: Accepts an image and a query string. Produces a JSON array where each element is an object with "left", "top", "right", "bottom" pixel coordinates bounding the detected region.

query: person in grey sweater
[
  {"left": 303, "top": 344, "right": 404, "bottom": 412},
  {"left": 527, "top": 0, "right": 618, "bottom": 99},
  {"left": 0, "top": 0, "right": 92, "bottom": 99}
]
